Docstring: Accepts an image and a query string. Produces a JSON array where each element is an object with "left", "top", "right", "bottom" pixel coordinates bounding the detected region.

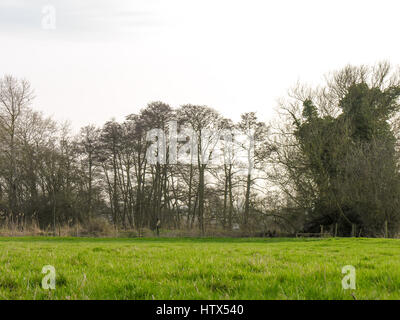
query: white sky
[{"left": 1, "top": 0, "right": 400, "bottom": 131}]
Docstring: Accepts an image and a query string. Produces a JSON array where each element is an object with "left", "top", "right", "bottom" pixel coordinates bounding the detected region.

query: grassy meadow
[{"left": 0, "top": 237, "right": 398, "bottom": 300}]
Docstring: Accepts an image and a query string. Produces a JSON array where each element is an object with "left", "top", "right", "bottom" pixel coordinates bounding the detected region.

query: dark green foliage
[{"left": 286, "top": 64, "right": 400, "bottom": 236}]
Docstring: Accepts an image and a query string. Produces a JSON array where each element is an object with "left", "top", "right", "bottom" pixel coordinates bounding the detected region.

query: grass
[{"left": 0, "top": 237, "right": 398, "bottom": 300}]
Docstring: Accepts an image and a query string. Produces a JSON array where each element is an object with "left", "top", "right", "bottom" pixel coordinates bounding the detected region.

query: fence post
[
  {"left": 335, "top": 223, "right": 338, "bottom": 237},
  {"left": 351, "top": 224, "right": 355, "bottom": 237},
  {"left": 385, "top": 220, "right": 388, "bottom": 238}
]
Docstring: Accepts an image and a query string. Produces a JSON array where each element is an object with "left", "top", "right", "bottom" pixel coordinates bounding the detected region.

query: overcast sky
[{"left": 1, "top": 0, "right": 399, "bottom": 131}]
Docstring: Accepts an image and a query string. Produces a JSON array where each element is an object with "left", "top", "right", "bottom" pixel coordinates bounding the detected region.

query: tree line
[{"left": 1, "top": 62, "right": 400, "bottom": 237}]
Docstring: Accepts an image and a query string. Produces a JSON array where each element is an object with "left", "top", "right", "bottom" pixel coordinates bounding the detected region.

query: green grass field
[{"left": 0, "top": 237, "right": 398, "bottom": 300}]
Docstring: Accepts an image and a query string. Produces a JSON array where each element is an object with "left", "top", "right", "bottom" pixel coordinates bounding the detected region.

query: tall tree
[{"left": 0, "top": 75, "right": 34, "bottom": 219}]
